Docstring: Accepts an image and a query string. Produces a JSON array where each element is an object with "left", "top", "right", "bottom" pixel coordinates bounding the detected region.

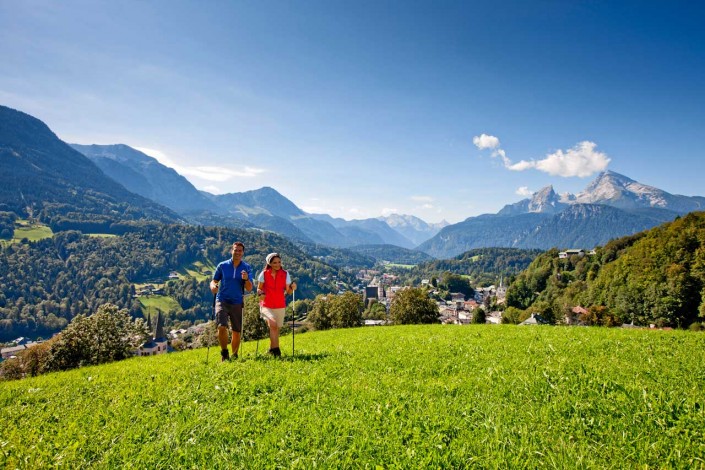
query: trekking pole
[
  {"left": 206, "top": 293, "right": 216, "bottom": 364},
  {"left": 256, "top": 315, "right": 260, "bottom": 358},
  {"left": 255, "top": 279, "right": 260, "bottom": 358},
  {"left": 240, "top": 302, "right": 245, "bottom": 360},
  {"left": 240, "top": 278, "right": 245, "bottom": 359},
  {"left": 291, "top": 286, "right": 295, "bottom": 358}
]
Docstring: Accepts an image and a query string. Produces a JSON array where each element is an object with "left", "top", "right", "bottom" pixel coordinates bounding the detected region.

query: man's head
[{"left": 231, "top": 242, "right": 245, "bottom": 261}]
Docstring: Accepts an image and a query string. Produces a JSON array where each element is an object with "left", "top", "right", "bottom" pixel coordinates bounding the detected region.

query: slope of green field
[
  {"left": 138, "top": 295, "right": 183, "bottom": 316},
  {"left": 11, "top": 219, "right": 53, "bottom": 242},
  {"left": 1, "top": 325, "right": 704, "bottom": 468}
]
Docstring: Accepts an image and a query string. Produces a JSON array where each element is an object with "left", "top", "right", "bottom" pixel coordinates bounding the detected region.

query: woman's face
[{"left": 269, "top": 257, "right": 282, "bottom": 270}]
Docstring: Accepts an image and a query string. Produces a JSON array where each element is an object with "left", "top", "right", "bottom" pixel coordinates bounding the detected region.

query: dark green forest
[
  {"left": 0, "top": 212, "right": 16, "bottom": 239},
  {"left": 346, "top": 244, "right": 433, "bottom": 265},
  {"left": 391, "top": 247, "right": 542, "bottom": 287},
  {"left": 506, "top": 212, "right": 705, "bottom": 328},
  {"left": 0, "top": 223, "right": 357, "bottom": 341}
]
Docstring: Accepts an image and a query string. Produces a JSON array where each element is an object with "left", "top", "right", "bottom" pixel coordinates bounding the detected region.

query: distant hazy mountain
[
  {"left": 340, "top": 218, "right": 415, "bottom": 248},
  {"left": 377, "top": 214, "right": 449, "bottom": 246},
  {"left": 0, "top": 105, "right": 178, "bottom": 229},
  {"left": 71, "top": 144, "right": 221, "bottom": 215},
  {"left": 419, "top": 171, "right": 699, "bottom": 258},
  {"left": 209, "top": 187, "right": 306, "bottom": 219},
  {"left": 65, "top": 138, "right": 445, "bottom": 248}
]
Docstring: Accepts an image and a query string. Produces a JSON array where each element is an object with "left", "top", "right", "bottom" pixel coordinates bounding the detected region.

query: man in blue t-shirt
[{"left": 210, "top": 241, "right": 254, "bottom": 361}]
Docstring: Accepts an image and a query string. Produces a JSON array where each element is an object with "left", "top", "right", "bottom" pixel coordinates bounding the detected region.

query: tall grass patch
[
  {"left": 1, "top": 325, "right": 704, "bottom": 468},
  {"left": 11, "top": 219, "right": 53, "bottom": 242},
  {"left": 138, "top": 295, "right": 183, "bottom": 316}
]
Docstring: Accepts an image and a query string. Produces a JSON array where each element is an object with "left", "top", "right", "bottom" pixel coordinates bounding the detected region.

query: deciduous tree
[{"left": 390, "top": 287, "right": 439, "bottom": 325}]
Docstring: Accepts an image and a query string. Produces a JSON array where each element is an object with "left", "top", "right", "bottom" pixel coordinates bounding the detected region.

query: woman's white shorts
[{"left": 260, "top": 307, "right": 286, "bottom": 328}]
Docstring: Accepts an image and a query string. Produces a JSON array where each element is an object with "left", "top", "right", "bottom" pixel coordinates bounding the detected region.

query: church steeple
[{"left": 154, "top": 311, "right": 166, "bottom": 341}]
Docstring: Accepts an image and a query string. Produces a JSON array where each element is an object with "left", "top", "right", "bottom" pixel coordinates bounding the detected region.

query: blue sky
[{"left": 1, "top": 1, "right": 703, "bottom": 224}]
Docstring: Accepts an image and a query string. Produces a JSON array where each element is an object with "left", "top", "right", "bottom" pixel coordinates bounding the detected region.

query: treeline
[
  {"left": 300, "top": 243, "right": 376, "bottom": 269},
  {"left": 0, "top": 303, "right": 151, "bottom": 380},
  {"left": 0, "top": 224, "right": 357, "bottom": 341},
  {"left": 0, "top": 211, "right": 16, "bottom": 239},
  {"left": 347, "top": 244, "right": 433, "bottom": 265},
  {"left": 505, "top": 212, "right": 705, "bottom": 328}
]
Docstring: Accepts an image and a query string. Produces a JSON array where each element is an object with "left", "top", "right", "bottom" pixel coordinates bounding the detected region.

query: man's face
[{"left": 232, "top": 244, "right": 245, "bottom": 261}]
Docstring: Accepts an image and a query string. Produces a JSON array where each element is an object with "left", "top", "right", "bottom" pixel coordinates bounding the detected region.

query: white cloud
[
  {"left": 182, "top": 166, "right": 265, "bottom": 181},
  {"left": 420, "top": 203, "right": 434, "bottom": 209},
  {"left": 516, "top": 186, "right": 533, "bottom": 196},
  {"left": 135, "top": 147, "right": 178, "bottom": 167},
  {"left": 473, "top": 134, "right": 512, "bottom": 166},
  {"left": 410, "top": 196, "right": 434, "bottom": 202},
  {"left": 509, "top": 141, "right": 610, "bottom": 177},
  {"left": 136, "top": 146, "right": 266, "bottom": 182},
  {"left": 474, "top": 136, "right": 609, "bottom": 178},
  {"left": 473, "top": 134, "right": 500, "bottom": 150},
  {"left": 381, "top": 207, "right": 398, "bottom": 216},
  {"left": 507, "top": 160, "right": 535, "bottom": 172},
  {"left": 202, "top": 185, "right": 223, "bottom": 194},
  {"left": 301, "top": 205, "right": 326, "bottom": 214}
]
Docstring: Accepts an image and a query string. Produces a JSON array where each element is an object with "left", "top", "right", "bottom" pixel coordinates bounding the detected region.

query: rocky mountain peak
[
  {"left": 527, "top": 185, "right": 562, "bottom": 213},
  {"left": 575, "top": 170, "right": 671, "bottom": 209}
]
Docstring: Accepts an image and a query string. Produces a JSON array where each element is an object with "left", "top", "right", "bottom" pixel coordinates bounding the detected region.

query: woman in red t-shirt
[{"left": 256, "top": 252, "right": 296, "bottom": 357}]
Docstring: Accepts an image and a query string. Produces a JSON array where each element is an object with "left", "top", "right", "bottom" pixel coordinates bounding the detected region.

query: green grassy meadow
[
  {"left": 183, "top": 259, "right": 216, "bottom": 281},
  {"left": 138, "top": 295, "right": 183, "bottom": 316},
  {"left": 10, "top": 219, "right": 53, "bottom": 242},
  {"left": 1, "top": 325, "right": 704, "bottom": 468},
  {"left": 386, "top": 263, "right": 415, "bottom": 269}
]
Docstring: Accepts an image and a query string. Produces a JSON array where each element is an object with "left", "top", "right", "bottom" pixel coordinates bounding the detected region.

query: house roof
[{"left": 519, "top": 313, "right": 548, "bottom": 325}]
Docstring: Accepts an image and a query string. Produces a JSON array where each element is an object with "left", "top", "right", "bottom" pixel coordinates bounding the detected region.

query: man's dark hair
[{"left": 232, "top": 242, "right": 245, "bottom": 251}]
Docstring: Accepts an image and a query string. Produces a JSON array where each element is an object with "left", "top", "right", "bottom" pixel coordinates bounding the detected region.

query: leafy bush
[
  {"left": 46, "top": 303, "right": 149, "bottom": 372},
  {"left": 501, "top": 306, "right": 524, "bottom": 324}
]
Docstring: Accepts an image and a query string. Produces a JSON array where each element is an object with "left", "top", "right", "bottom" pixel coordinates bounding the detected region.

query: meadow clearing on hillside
[{"left": 1, "top": 325, "right": 704, "bottom": 468}]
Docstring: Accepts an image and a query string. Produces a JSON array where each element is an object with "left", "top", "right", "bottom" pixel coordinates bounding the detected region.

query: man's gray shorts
[{"left": 216, "top": 301, "right": 243, "bottom": 333}]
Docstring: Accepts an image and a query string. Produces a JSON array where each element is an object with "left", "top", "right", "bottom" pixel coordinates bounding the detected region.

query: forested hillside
[
  {"left": 0, "top": 223, "right": 357, "bottom": 341},
  {"left": 347, "top": 244, "right": 433, "bottom": 265},
  {"left": 0, "top": 105, "right": 178, "bottom": 231},
  {"left": 391, "top": 247, "right": 542, "bottom": 287},
  {"left": 506, "top": 212, "right": 705, "bottom": 327}
]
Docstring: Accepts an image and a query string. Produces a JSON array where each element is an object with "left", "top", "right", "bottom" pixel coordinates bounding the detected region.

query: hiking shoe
[
  {"left": 221, "top": 349, "right": 229, "bottom": 362},
  {"left": 272, "top": 347, "right": 281, "bottom": 357}
]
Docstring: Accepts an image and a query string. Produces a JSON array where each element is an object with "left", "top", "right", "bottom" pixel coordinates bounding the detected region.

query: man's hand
[{"left": 210, "top": 280, "right": 219, "bottom": 295}]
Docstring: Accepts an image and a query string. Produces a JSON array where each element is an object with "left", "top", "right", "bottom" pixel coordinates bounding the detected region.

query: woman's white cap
[{"left": 265, "top": 252, "right": 280, "bottom": 266}]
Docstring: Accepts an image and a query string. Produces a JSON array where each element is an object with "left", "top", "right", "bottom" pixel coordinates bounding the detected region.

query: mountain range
[
  {"left": 69, "top": 143, "right": 448, "bottom": 248},
  {"left": 0, "top": 106, "right": 178, "bottom": 233},
  {"left": 3, "top": 104, "right": 705, "bottom": 260},
  {"left": 418, "top": 171, "right": 705, "bottom": 258}
]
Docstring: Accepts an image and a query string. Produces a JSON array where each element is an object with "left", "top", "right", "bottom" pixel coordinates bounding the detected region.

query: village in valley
[{"left": 354, "top": 268, "right": 509, "bottom": 326}]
